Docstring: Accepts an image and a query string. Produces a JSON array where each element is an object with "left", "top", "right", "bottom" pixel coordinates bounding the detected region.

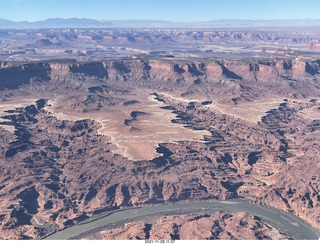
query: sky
[{"left": 0, "top": 0, "right": 319, "bottom": 22}]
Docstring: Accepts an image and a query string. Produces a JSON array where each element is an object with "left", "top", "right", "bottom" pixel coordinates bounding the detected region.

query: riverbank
[{"left": 44, "top": 199, "right": 320, "bottom": 240}]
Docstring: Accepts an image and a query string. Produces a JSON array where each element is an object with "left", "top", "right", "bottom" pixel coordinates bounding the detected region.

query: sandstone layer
[{"left": 0, "top": 57, "right": 319, "bottom": 239}]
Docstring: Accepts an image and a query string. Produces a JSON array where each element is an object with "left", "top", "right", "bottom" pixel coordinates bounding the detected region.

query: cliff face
[
  {"left": 67, "top": 58, "right": 320, "bottom": 83},
  {"left": 1, "top": 57, "right": 320, "bottom": 239},
  {"left": 2, "top": 58, "right": 319, "bottom": 92},
  {"left": 0, "top": 63, "right": 51, "bottom": 90},
  {"left": 2, "top": 57, "right": 320, "bottom": 123},
  {"left": 46, "top": 58, "right": 320, "bottom": 103},
  {"left": 49, "top": 63, "right": 72, "bottom": 77}
]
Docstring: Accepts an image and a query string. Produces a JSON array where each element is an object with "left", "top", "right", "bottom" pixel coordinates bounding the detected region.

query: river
[{"left": 44, "top": 200, "right": 320, "bottom": 240}]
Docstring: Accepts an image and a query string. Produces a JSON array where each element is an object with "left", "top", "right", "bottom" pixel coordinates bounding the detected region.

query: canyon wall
[
  {"left": 1, "top": 58, "right": 320, "bottom": 100},
  {"left": 1, "top": 57, "right": 320, "bottom": 239}
]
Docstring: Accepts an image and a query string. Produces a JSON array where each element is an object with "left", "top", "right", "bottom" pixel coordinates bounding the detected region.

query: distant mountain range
[{"left": 1, "top": 18, "right": 320, "bottom": 29}]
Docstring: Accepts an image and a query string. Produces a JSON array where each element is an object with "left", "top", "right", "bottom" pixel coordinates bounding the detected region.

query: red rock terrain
[{"left": 0, "top": 57, "right": 320, "bottom": 239}]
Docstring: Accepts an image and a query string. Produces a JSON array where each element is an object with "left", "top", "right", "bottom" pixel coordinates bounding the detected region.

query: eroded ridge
[{"left": 0, "top": 57, "right": 320, "bottom": 239}]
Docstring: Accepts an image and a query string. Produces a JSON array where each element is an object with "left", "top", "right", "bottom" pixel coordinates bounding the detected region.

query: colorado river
[{"left": 45, "top": 200, "right": 320, "bottom": 240}]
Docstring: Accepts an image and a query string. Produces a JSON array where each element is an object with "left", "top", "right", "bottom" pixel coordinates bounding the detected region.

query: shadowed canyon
[{"left": 0, "top": 28, "right": 320, "bottom": 240}]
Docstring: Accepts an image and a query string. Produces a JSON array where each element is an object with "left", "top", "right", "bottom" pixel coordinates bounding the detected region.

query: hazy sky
[{"left": 1, "top": 0, "right": 319, "bottom": 22}]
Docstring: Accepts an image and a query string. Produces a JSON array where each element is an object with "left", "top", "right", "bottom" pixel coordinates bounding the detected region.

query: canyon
[
  {"left": 0, "top": 28, "right": 320, "bottom": 240},
  {"left": 1, "top": 27, "right": 320, "bottom": 62}
]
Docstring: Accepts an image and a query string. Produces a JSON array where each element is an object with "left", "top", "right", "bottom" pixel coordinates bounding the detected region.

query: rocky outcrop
[
  {"left": 1, "top": 57, "right": 320, "bottom": 239},
  {"left": 151, "top": 93, "right": 320, "bottom": 230},
  {"left": 49, "top": 63, "right": 71, "bottom": 78},
  {"left": 73, "top": 59, "right": 320, "bottom": 85},
  {"left": 0, "top": 100, "right": 242, "bottom": 239},
  {"left": 0, "top": 63, "right": 51, "bottom": 90},
  {"left": 2, "top": 58, "right": 320, "bottom": 101}
]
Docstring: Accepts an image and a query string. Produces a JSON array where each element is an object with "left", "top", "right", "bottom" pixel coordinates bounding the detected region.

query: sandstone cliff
[{"left": 0, "top": 57, "right": 320, "bottom": 239}]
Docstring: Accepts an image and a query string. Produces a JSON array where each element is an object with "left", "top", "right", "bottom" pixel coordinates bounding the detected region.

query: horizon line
[{"left": 2, "top": 17, "right": 320, "bottom": 23}]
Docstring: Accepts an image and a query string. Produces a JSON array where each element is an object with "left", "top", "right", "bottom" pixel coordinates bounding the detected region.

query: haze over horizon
[
  {"left": 2, "top": 17, "right": 320, "bottom": 23},
  {"left": 1, "top": 0, "right": 319, "bottom": 22}
]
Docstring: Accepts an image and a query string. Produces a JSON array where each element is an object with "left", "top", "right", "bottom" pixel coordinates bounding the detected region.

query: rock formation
[{"left": 0, "top": 57, "right": 320, "bottom": 239}]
